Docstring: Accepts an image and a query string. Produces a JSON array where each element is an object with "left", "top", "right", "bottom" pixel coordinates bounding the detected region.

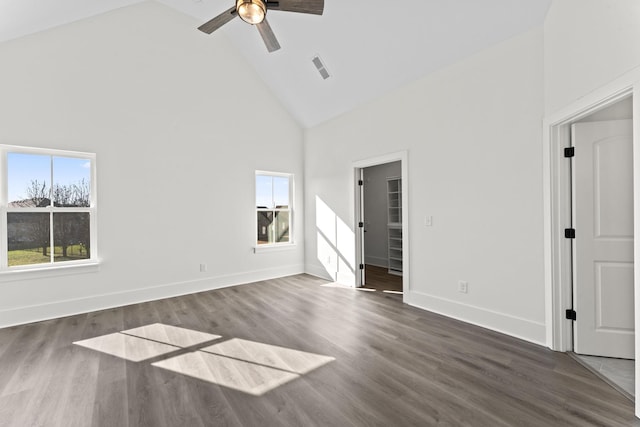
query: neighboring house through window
[
  {"left": 256, "top": 172, "right": 292, "bottom": 246},
  {"left": 2, "top": 146, "right": 97, "bottom": 270}
]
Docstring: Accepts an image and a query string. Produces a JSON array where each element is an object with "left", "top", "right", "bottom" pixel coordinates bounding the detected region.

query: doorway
[
  {"left": 353, "top": 151, "right": 408, "bottom": 298},
  {"left": 555, "top": 96, "right": 635, "bottom": 398},
  {"left": 570, "top": 98, "right": 635, "bottom": 398},
  {"left": 360, "top": 161, "right": 402, "bottom": 294},
  {"left": 544, "top": 74, "right": 640, "bottom": 416}
]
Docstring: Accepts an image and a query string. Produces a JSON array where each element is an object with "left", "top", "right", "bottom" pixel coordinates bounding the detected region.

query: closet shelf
[{"left": 387, "top": 177, "right": 403, "bottom": 276}]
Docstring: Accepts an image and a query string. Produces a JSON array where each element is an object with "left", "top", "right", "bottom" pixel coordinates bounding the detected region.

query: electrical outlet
[
  {"left": 200, "top": 264, "right": 207, "bottom": 273},
  {"left": 425, "top": 216, "right": 433, "bottom": 227},
  {"left": 458, "top": 281, "right": 468, "bottom": 294}
]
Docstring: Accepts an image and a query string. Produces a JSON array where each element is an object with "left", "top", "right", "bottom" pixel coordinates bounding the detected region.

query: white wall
[
  {"left": 0, "top": 1, "right": 304, "bottom": 327},
  {"left": 363, "top": 161, "right": 401, "bottom": 267},
  {"left": 305, "top": 28, "right": 546, "bottom": 344},
  {"left": 544, "top": 0, "right": 640, "bottom": 115}
]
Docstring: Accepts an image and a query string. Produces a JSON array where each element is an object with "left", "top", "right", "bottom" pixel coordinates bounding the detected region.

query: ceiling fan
[{"left": 198, "top": 0, "right": 324, "bottom": 53}]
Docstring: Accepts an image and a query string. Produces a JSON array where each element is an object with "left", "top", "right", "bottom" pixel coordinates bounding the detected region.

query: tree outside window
[{"left": 5, "top": 149, "right": 96, "bottom": 268}]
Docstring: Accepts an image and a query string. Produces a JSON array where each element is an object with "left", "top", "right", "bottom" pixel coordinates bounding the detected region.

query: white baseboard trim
[
  {"left": 364, "top": 256, "right": 388, "bottom": 268},
  {"left": 304, "top": 264, "right": 334, "bottom": 281},
  {"left": 0, "top": 264, "right": 304, "bottom": 329},
  {"left": 404, "top": 290, "right": 546, "bottom": 346}
]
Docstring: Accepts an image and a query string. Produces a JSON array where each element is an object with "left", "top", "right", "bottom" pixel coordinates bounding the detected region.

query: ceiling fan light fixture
[{"left": 236, "top": 0, "right": 267, "bottom": 25}]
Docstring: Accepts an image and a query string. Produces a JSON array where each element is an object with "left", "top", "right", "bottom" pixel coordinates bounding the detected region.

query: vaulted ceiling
[{"left": 0, "top": 0, "right": 551, "bottom": 127}]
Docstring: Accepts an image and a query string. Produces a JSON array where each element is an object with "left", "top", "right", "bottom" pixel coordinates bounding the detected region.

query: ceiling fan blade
[
  {"left": 256, "top": 19, "right": 281, "bottom": 53},
  {"left": 267, "top": 0, "right": 324, "bottom": 15},
  {"left": 198, "top": 6, "right": 238, "bottom": 34}
]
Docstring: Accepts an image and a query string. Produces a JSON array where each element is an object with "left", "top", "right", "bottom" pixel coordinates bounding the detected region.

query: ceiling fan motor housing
[
  {"left": 198, "top": 0, "right": 323, "bottom": 53},
  {"left": 236, "top": 0, "right": 267, "bottom": 25}
]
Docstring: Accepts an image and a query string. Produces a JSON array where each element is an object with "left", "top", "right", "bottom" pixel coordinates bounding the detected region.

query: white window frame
[
  {"left": 255, "top": 171, "right": 294, "bottom": 250},
  {"left": 0, "top": 145, "right": 98, "bottom": 272}
]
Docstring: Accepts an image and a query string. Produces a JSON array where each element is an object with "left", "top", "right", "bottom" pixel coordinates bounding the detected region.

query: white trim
[
  {"left": 634, "top": 92, "right": 640, "bottom": 410},
  {"left": 0, "top": 144, "right": 94, "bottom": 159},
  {"left": 0, "top": 149, "right": 6, "bottom": 271},
  {"left": 255, "top": 170, "right": 293, "bottom": 178},
  {"left": 0, "top": 263, "right": 304, "bottom": 329},
  {"left": 352, "top": 150, "right": 409, "bottom": 297},
  {"left": 352, "top": 151, "right": 407, "bottom": 169},
  {"left": 544, "top": 67, "right": 640, "bottom": 125},
  {"left": 542, "top": 66, "right": 640, "bottom": 417},
  {"left": 405, "top": 290, "right": 547, "bottom": 346},
  {"left": 0, "top": 260, "right": 99, "bottom": 280},
  {"left": 253, "top": 243, "right": 297, "bottom": 253}
]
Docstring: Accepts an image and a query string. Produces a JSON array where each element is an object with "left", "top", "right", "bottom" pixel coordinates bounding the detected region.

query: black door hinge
[
  {"left": 564, "top": 147, "right": 575, "bottom": 158},
  {"left": 359, "top": 264, "right": 364, "bottom": 270},
  {"left": 358, "top": 222, "right": 364, "bottom": 228},
  {"left": 564, "top": 228, "right": 576, "bottom": 239},
  {"left": 358, "top": 180, "right": 364, "bottom": 186},
  {"left": 566, "top": 309, "right": 577, "bottom": 321}
]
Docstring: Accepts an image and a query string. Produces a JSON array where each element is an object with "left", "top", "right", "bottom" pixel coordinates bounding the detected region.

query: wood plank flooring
[
  {"left": 0, "top": 274, "right": 638, "bottom": 426},
  {"left": 362, "top": 264, "right": 403, "bottom": 293}
]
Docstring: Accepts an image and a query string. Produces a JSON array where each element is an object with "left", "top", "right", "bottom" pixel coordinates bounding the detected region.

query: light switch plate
[{"left": 458, "top": 281, "right": 468, "bottom": 294}]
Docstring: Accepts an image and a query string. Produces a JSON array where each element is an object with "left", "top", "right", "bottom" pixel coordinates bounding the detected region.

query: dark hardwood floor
[
  {"left": 362, "top": 264, "right": 403, "bottom": 293},
  {"left": 0, "top": 274, "right": 638, "bottom": 426}
]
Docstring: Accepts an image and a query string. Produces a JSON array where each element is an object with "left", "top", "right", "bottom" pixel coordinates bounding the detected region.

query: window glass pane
[
  {"left": 256, "top": 175, "right": 273, "bottom": 209},
  {"left": 7, "top": 213, "right": 50, "bottom": 266},
  {"left": 53, "top": 157, "right": 91, "bottom": 207},
  {"left": 274, "top": 211, "right": 290, "bottom": 243},
  {"left": 8, "top": 153, "right": 51, "bottom": 207},
  {"left": 255, "top": 173, "right": 292, "bottom": 246},
  {"left": 273, "top": 176, "right": 289, "bottom": 209},
  {"left": 53, "top": 213, "right": 91, "bottom": 262},
  {"left": 257, "top": 211, "right": 274, "bottom": 245}
]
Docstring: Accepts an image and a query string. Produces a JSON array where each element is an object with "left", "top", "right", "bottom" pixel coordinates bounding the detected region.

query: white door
[{"left": 572, "top": 119, "right": 634, "bottom": 359}]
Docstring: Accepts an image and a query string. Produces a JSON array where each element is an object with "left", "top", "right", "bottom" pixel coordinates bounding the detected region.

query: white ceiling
[{"left": 0, "top": 0, "right": 551, "bottom": 128}]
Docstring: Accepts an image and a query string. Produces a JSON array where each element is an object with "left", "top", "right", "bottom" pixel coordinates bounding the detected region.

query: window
[
  {"left": 2, "top": 146, "right": 97, "bottom": 270},
  {"left": 256, "top": 172, "right": 292, "bottom": 246}
]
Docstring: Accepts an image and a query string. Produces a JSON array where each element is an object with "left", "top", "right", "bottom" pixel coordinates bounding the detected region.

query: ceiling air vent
[{"left": 312, "top": 55, "right": 331, "bottom": 80}]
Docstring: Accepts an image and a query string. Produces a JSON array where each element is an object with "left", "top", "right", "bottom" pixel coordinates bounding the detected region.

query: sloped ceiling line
[{"left": 0, "top": 0, "right": 551, "bottom": 127}]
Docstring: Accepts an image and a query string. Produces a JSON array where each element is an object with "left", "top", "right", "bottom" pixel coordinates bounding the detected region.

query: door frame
[
  {"left": 543, "top": 69, "right": 640, "bottom": 413},
  {"left": 353, "top": 150, "right": 409, "bottom": 296}
]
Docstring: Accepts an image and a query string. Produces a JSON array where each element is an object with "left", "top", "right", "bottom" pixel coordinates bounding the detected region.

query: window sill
[
  {"left": 253, "top": 243, "right": 297, "bottom": 254},
  {"left": 0, "top": 261, "right": 100, "bottom": 282}
]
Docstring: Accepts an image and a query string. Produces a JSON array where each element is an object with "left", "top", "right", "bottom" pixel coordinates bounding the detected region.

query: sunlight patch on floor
[
  {"left": 153, "top": 351, "right": 300, "bottom": 396},
  {"left": 320, "top": 282, "right": 353, "bottom": 289},
  {"left": 202, "top": 338, "right": 335, "bottom": 375},
  {"left": 73, "top": 332, "right": 179, "bottom": 362},
  {"left": 320, "top": 282, "right": 402, "bottom": 295},
  {"left": 319, "top": 282, "right": 376, "bottom": 291},
  {"left": 74, "top": 323, "right": 335, "bottom": 396},
  {"left": 122, "top": 323, "right": 221, "bottom": 348}
]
